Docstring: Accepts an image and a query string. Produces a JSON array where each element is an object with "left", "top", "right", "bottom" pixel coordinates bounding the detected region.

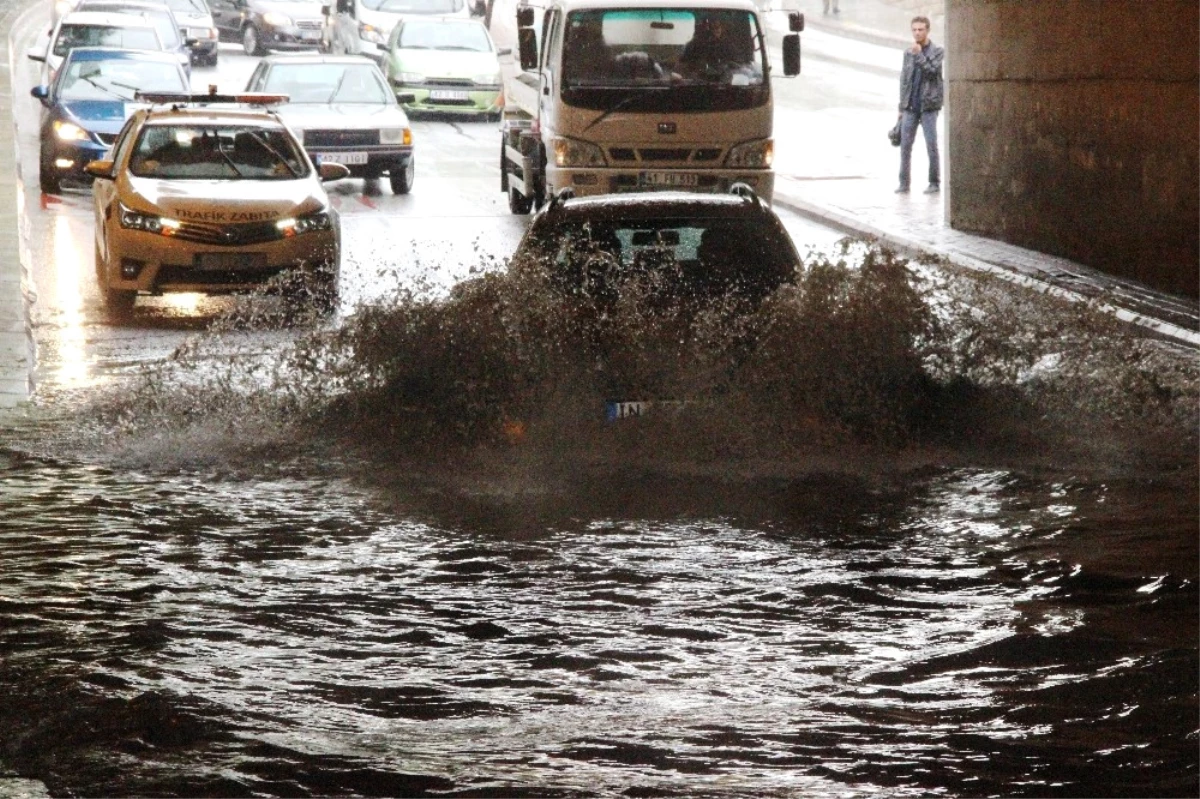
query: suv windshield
[
  {"left": 53, "top": 23, "right": 162, "bottom": 56},
  {"left": 59, "top": 58, "right": 186, "bottom": 100},
  {"left": 561, "top": 8, "right": 768, "bottom": 113},
  {"left": 129, "top": 124, "right": 309, "bottom": 180}
]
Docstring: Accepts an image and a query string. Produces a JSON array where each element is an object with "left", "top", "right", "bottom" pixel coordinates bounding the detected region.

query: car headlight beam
[
  {"left": 118, "top": 203, "right": 179, "bottom": 235},
  {"left": 379, "top": 127, "right": 410, "bottom": 145},
  {"left": 53, "top": 120, "right": 89, "bottom": 142},
  {"left": 552, "top": 136, "right": 606, "bottom": 168},
  {"left": 725, "top": 138, "right": 773, "bottom": 169},
  {"left": 276, "top": 210, "right": 333, "bottom": 237},
  {"left": 262, "top": 11, "right": 292, "bottom": 26},
  {"left": 472, "top": 71, "right": 501, "bottom": 87}
]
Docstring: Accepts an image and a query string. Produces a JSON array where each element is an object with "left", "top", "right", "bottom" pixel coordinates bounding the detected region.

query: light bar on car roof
[{"left": 134, "top": 89, "right": 289, "bottom": 105}]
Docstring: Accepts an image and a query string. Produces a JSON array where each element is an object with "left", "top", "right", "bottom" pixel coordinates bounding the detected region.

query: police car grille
[
  {"left": 173, "top": 220, "right": 282, "bottom": 246},
  {"left": 303, "top": 129, "right": 379, "bottom": 147}
]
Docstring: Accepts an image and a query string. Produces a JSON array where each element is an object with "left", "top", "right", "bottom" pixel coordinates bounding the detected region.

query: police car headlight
[
  {"left": 472, "top": 71, "right": 501, "bottom": 88},
  {"left": 262, "top": 11, "right": 292, "bottom": 26},
  {"left": 119, "top": 203, "right": 180, "bottom": 235},
  {"left": 276, "top": 211, "right": 333, "bottom": 237},
  {"left": 397, "top": 71, "right": 424, "bottom": 84},
  {"left": 725, "top": 138, "right": 773, "bottom": 168},
  {"left": 53, "top": 121, "right": 89, "bottom": 142},
  {"left": 379, "top": 127, "right": 410, "bottom": 145},
  {"left": 552, "top": 136, "right": 606, "bottom": 168}
]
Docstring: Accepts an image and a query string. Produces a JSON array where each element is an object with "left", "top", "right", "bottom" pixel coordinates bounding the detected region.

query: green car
[{"left": 383, "top": 17, "right": 502, "bottom": 119}]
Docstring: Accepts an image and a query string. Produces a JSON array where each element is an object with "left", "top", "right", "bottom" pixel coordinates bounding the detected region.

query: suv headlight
[
  {"left": 261, "top": 11, "right": 292, "bottom": 26},
  {"left": 119, "top": 203, "right": 180, "bottom": 235},
  {"left": 379, "top": 127, "right": 411, "bottom": 145},
  {"left": 726, "top": 138, "right": 773, "bottom": 169},
  {"left": 358, "top": 22, "right": 385, "bottom": 43},
  {"left": 552, "top": 136, "right": 606, "bottom": 168},
  {"left": 276, "top": 210, "right": 333, "bottom": 237},
  {"left": 53, "top": 120, "right": 89, "bottom": 141},
  {"left": 472, "top": 71, "right": 501, "bottom": 87}
]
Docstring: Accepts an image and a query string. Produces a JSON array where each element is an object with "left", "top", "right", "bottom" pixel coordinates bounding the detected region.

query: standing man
[{"left": 896, "top": 15, "right": 944, "bottom": 194}]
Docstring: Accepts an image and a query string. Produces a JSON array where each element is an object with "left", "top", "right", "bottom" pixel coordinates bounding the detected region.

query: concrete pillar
[{"left": 947, "top": 0, "right": 1199, "bottom": 297}]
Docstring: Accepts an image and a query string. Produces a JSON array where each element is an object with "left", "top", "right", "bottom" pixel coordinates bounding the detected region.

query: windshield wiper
[
  {"left": 326, "top": 69, "right": 350, "bottom": 103},
  {"left": 582, "top": 89, "right": 645, "bottom": 134},
  {"left": 246, "top": 131, "right": 298, "bottom": 178},
  {"left": 78, "top": 75, "right": 126, "bottom": 100},
  {"left": 213, "top": 139, "right": 245, "bottom": 177}
]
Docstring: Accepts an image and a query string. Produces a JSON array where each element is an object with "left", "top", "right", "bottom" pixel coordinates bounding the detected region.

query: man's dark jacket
[{"left": 898, "top": 41, "right": 944, "bottom": 112}]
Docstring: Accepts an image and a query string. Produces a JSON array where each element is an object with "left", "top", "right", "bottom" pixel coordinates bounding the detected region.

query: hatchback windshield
[
  {"left": 398, "top": 20, "right": 491, "bottom": 51},
  {"left": 52, "top": 23, "right": 162, "bottom": 56},
  {"left": 258, "top": 63, "right": 391, "bottom": 104},
  {"left": 59, "top": 58, "right": 187, "bottom": 100},
  {"left": 129, "top": 124, "right": 309, "bottom": 180}
]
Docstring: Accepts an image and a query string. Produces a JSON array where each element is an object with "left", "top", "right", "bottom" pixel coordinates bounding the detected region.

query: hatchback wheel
[{"left": 389, "top": 158, "right": 414, "bottom": 195}]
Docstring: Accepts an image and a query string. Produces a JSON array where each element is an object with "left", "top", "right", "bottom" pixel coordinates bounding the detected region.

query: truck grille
[
  {"left": 304, "top": 129, "right": 379, "bottom": 147},
  {"left": 606, "top": 147, "right": 725, "bottom": 165}
]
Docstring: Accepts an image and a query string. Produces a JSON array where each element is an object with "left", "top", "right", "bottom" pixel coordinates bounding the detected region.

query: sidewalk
[{"left": 767, "top": 0, "right": 1199, "bottom": 346}]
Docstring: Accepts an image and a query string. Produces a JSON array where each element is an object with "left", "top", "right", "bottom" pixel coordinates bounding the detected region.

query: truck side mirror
[
  {"left": 788, "top": 11, "right": 804, "bottom": 32},
  {"left": 321, "top": 4, "right": 329, "bottom": 14},
  {"left": 516, "top": 5, "right": 533, "bottom": 27},
  {"left": 782, "top": 34, "right": 800, "bottom": 76},
  {"left": 518, "top": 27, "right": 537, "bottom": 71}
]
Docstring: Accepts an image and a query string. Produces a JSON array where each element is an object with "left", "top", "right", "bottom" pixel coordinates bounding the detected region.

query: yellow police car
[{"left": 85, "top": 90, "right": 349, "bottom": 313}]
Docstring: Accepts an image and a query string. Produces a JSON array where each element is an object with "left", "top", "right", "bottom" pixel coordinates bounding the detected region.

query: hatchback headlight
[
  {"left": 262, "top": 11, "right": 292, "bottom": 26},
  {"left": 53, "top": 120, "right": 89, "bottom": 141},
  {"left": 276, "top": 211, "right": 333, "bottom": 237},
  {"left": 379, "top": 127, "right": 411, "bottom": 145},
  {"left": 472, "top": 71, "right": 501, "bottom": 87},
  {"left": 397, "top": 71, "right": 424, "bottom": 84},
  {"left": 552, "top": 136, "right": 606, "bottom": 168},
  {"left": 726, "top": 138, "right": 773, "bottom": 169},
  {"left": 119, "top": 203, "right": 180, "bottom": 235}
]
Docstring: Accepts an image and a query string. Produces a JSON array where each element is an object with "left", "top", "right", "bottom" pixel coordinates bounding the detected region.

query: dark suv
[
  {"left": 510, "top": 186, "right": 800, "bottom": 306},
  {"left": 210, "top": 0, "right": 324, "bottom": 55}
]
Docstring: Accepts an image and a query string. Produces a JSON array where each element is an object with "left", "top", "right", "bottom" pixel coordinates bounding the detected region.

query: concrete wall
[{"left": 946, "top": 0, "right": 1199, "bottom": 297}]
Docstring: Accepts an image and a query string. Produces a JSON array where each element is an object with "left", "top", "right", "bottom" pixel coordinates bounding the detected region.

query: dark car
[
  {"left": 161, "top": 0, "right": 219, "bottom": 66},
  {"left": 30, "top": 47, "right": 190, "bottom": 193},
  {"left": 244, "top": 53, "right": 414, "bottom": 193},
  {"left": 511, "top": 186, "right": 800, "bottom": 306},
  {"left": 211, "top": 0, "right": 324, "bottom": 56}
]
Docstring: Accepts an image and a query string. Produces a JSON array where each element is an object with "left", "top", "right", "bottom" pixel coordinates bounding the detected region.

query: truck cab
[{"left": 500, "top": 0, "right": 801, "bottom": 213}]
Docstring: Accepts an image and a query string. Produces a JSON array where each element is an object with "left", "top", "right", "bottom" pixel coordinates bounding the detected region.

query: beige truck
[{"left": 499, "top": 0, "right": 802, "bottom": 213}]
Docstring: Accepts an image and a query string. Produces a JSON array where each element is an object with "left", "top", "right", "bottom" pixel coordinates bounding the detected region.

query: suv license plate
[
  {"left": 195, "top": 252, "right": 267, "bottom": 270},
  {"left": 314, "top": 152, "right": 368, "bottom": 165},
  {"left": 429, "top": 89, "right": 469, "bottom": 100},
  {"left": 640, "top": 171, "right": 699, "bottom": 188}
]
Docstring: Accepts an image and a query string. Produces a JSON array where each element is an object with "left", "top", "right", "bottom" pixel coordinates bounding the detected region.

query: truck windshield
[{"left": 561, "top": 8, "right": 768, "bottom": 112}]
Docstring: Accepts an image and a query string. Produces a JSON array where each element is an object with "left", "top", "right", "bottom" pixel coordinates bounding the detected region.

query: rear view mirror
[
  {"left": 789, "top": 11, "right": 804, "bottom": 32},
  {"left": 518, "top": 27, "right": 537, "bottom": 71},
  {"left": 782, "top": 34, "right": 800, "bottom": 77},
  {"left": 85, "top": 160, "right": 115, "bottom": 179},
  {"left": 516, "top": 5, "right": 533, "bottom": 27},
  {"left": 318, "top": 162, "right": 350, "bottom": 181}
]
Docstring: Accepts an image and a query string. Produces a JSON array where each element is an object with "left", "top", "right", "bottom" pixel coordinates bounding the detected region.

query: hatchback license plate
[
  {"left": 429, "top": 89, "right": 469, "bottom": 101},
  {"left": 315, "top": 151, "right": 368, "bottom": 165},
  {"left": 195, "top": 252, "right": 267, "bottom": 270},
  {"left": 639, "top": 171, "right": 699, "bottom": 188}
]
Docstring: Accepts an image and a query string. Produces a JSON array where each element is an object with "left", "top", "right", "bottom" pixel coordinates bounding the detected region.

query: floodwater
[{"left": 1, "top": 245, "right": 1197, "bottom": 797}]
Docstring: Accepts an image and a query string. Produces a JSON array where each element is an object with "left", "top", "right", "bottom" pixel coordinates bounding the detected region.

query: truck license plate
[
  {"left": 195, "top": 252, "right": 267, "bottom": 270},
  {"left": 639, "top": 171, "right": 699, "bottom": 188},
  {"left": 315, "top": 152, "right": 368, "bottom": 165},
  {"left": 429, "top": 89, "right": 469, "bottom": 101}
]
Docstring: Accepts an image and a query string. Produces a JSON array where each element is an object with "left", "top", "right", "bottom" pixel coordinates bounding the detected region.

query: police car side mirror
[
  {"left": 30, "top": 85, "right": 50, "bottom": 105},
  {"left": 85, "top": 159, "right": 115, "bottom": 180},
  {"left": 318, "top": 162, "right": 350, "bottom": 181},
  {"left": 782, "top": 34, "right": 800, "bottom": 77}
]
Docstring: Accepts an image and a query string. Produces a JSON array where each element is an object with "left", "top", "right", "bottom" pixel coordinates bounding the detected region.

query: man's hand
[{"left": 909, "top": 43, "right": 921, "bottom": 55}]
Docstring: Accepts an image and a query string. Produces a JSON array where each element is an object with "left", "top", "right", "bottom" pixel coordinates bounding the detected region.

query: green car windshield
[
  {"left": 129, "top": 125, "right": 309, "bottom": 180},
  {"left": 397, "top": 20, "right": 491, "bottom": 51}
]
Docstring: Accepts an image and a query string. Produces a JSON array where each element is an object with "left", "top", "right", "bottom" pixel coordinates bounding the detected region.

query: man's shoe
[
  {"left": 895, "top": 185, "right": 910, "bottom": 193},
  {"left": 923, "top": 184, "right": 940, "bottom": 194}
]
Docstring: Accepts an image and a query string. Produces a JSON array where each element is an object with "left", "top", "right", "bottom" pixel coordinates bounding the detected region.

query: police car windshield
[
  {"left": 129, "top": 124, "right": 309, "bottom": 180},
  {"left": 60, "top": 59, "right": 186, "bottom": 101}
]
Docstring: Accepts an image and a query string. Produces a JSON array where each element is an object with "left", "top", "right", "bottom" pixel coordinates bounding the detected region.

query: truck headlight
[
  {"left": 552, "top": 136, "right": 606, "bottom": 168},
  {"left": 119, "top": 203, "right": 180, "bottom": 235},
  {"left": 379, "top": 127, "right": 410, "bottom": 145},
  {"left": 261, "top": 11, "right": 292, "bottom": 26},
  {"left": 276, "top": 210, "right": 333, "bottom": 237},
  {"left": 725, "top": 138, "right": 773, "bottom": 168},
  {"left": 472, "top": 71, "right": 501, "bottom": 87},
  {"left": 53, "top": 120, "right": 89, "bottom": 141}
]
